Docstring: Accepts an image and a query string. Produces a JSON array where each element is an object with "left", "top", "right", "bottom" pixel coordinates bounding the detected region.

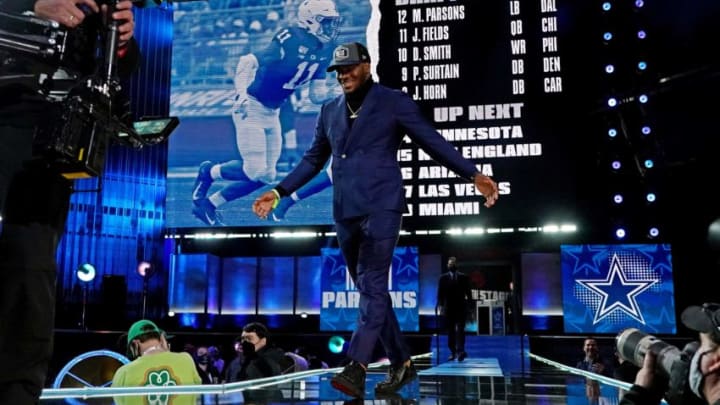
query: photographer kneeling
[{"left": 621, "top": 303, "right": 720, "bottom": 405}]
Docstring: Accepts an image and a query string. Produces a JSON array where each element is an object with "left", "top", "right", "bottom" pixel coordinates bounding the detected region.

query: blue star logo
[
  {"left": 576, "top": 254, "right": 657, "bottom": 324},
  {"left": 565, "top": 244, "right": 604, "bottom": 276},
  {"left": 640, "top": 244, "right": 672, "bottom": 275},
  {"left": 394, "top": 246, "right": 419, "bottom": 278}
]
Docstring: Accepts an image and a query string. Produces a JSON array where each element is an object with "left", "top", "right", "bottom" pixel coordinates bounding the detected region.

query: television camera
[
  {"left": 0, "top": 6, "right": 177, "bottom": 179},
  {"left": 616, "top": 328, "right": 704, "bottom": 405}
]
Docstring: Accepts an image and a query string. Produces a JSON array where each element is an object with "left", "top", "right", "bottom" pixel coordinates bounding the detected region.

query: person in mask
[
  {"left": 436, "top": 256, "right": 473, "bottom": 362},
  {"left": 195, "top": 346, "right": 221, "bottom": 384},
  {"left": 620, "top": 303, "right": 720, "bottom": 405},
  {"left": 237, "top": 322, "right": 288, "bottom": 381}
]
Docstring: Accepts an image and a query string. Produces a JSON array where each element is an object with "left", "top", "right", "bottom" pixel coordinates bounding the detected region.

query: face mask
[
  {"left": 242, "top": 341, "right": 256, "bottom": 356},
  {"left": 197, "top": 354, "right": 209, "bottom": 365},
  {"left": 689, "top": 348, "right": 712, "bottom": 398}
]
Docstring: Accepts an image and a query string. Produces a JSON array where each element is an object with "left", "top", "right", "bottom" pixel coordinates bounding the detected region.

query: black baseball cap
[
  {"left": 681, "top": 303, "right": 720, "bottom": 334},
  {"left": 327, "top": 42, "right": 370, "bottom": 72}
]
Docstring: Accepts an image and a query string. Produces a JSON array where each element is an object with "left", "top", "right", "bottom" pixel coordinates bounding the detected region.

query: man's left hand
[{"left": 473, "top": 174, "right": 499, "bottom": 208}]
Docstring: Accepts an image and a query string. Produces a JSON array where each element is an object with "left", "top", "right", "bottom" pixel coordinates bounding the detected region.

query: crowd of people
[{"left": 109, "top": 319, "right": 329, "bottom": 403}]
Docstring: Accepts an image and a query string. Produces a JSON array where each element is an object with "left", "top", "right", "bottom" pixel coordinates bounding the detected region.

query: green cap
[{"left": 127, "top": 319, "right": 163, "bottom": 345}]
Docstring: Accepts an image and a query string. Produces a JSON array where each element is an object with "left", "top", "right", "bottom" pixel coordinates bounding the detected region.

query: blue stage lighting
[
  {"left": 646, "top": 192, "right": 656, "bottom": 202},
  {"left": 611, "top": 160, "right": 622, "bottom": 170},
  {"left": 641, "top": 126, "right": 651, "bottom": 135},
  {"left": 608, "top": 128, "right": 618, "bottom": 138},
  {"left": 648, "top": 227, "right": 659, "bottom": 238},
  {"left": 637, "top": 61, "right": 647, "bottom": 70},
  {"left": 637, "top": 30, "right": 647, "bottom": 39},
  {"left": 638, "top": 94, "right": 648, "bottom": 103},
  {"left": 613, "top": 194, "right": 623, "bottom": 204},
  {"left": 615, "top": 228, "right": 626, "bottom": 239},
  {"left": 635, "top": 0, "right": 644, "bottom": 8},
  {"left": 76, "top": 263, "right": 96, "bottom": 283},
  {"left": 602, "top": 2, "right": 612, "bottom": 11},
  {"left": 603, "top": 32, "right": 613, "bottom": 41},
  {"left": 605, "top": 64, "right": 615, "bottom": 74},
  {"left": 328, "top": 336, "right": 346, "bottom": 354},
  {"left": 644, "top": 159, "right": 654, "bottom": 169},
  {"left": 607, "top": 97, "right": 618, "bottom": 107}
]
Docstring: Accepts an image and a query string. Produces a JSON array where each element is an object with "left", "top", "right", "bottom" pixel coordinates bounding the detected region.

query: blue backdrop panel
[
  {"left": 320, "top": 246, "right": 419, "bottom": 332},
  {"left": 258, "top": 257, "right": 295, "bottom": 314},
  {"left": 296, "top": 256, "right": 322, "bottom": 315},
  {"left": 169, "top": 254, "right": 219, "bottom": 313},
  {"left": 220, "top": 257, "right": 258, "bottom": 315},
  {"left": 561, "top": 244, "right": 676, "bottom": 334}
]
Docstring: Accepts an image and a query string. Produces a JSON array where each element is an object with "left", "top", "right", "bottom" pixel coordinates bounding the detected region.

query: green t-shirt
[{"left": 111, "top": 351, "right": 202, "bottom": 405}]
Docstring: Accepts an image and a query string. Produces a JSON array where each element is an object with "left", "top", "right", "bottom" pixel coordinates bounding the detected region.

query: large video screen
[
  {"left": 561, "top": 243, "right": 676, "bottom": 334},
  {"left": 167, "top": 0, "right": 582, "bottom": 230}
]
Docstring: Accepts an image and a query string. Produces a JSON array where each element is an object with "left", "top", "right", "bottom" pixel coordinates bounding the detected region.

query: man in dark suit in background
[
  {"left": 437, "top": 256, "right": 473, "bottom": 362},
  {"left": 253, "top": 42, "right": 500, "bottom": 398}
]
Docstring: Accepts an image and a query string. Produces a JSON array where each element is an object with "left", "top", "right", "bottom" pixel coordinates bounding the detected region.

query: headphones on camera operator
[{"left": 0, "top": 2, "right": 177, "bottom": 179}]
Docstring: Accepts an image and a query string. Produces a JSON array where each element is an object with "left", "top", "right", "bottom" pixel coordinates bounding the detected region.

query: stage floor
[{"left": 38, "top": 354, "right": 627, "bottom": 404}]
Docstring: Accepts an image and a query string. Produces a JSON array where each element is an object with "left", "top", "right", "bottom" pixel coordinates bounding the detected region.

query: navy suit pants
[{"left": 335, "top": 210, "right": 411, "bottom": 366}]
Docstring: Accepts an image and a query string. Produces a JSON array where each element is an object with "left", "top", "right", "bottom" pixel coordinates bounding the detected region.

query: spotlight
[
  {"left": 611, "top": 160, "right": 622, "bottom": 170},
  {"left": 613, "top": 194, "right": 624, "bottom": 204},
  {"left": 641, "top": 126, "right": 651, "bottom": 135},
  {"left": 608, "top": 128, "right": 618, "bottom": 138},
  {"left": 638, "top": 94, "right": 648, "bottom": 103},
  {"left": 646, "top": 192, "right": 656, "bottom": 203},
  {"left": 615, "top": 227, "right": 626, "bottom": 240},
  {"left": 637, "top": 30, "right": 646, "bottom": 39},
  {"left": 603, "top": 32, "right": 613, "bottom": 41},
  {"left": 644, "top": 159, "right": 654, "bottom": 169},
  {"left": 635, "top": 0, "right": 644, "bottom": 8},
  {"left": 648, "top": 227, "right": 660, "bottom": 238},
  {"left": 328, "top": 336, "right": 345, "bottom": 354},
  {"left": 607, "top": 97, "right": 618, "bottom": 107},
  {"left": 637, "top": 61, "right": 647, "bottom": 71},
  {"left": 602, "top": 2, "right": 612, "bottom": 11},
  {"left": 605, "top": 64, "right": 615, "bottom": 74},
  {"left": 76, "top": 263, "right": 96, "bottom": 283},
  {"left": 300, "top": 312, "right": 308, "bottom": 319},
  {"left": 137, "top": 261, "right": 153, "bottom": 278},
  {"left": 75, "top": 263, "right": 96, "bottom": 330}
]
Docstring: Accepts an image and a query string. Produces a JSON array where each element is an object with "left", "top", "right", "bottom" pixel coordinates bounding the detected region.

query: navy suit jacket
[{"left": 278, "top": 82, "right": 479, "bottom": 221}]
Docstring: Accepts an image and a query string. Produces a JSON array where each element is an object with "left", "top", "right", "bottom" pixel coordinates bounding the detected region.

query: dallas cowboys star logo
[{"left": 576, "top": 253, "right": 657, "bottom": 325}]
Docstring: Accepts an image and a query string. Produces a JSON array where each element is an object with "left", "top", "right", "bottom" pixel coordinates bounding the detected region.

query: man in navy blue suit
[{"left": 253, "top": 42, "right": 500, "bottom": 398}]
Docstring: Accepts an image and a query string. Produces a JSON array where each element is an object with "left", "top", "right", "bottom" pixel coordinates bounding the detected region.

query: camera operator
[
  {"left": 620, "top": 303, "right": 720, "bottom": 405},
  {"left": 0, "top": 0, "right": 138, "bottom": 401}
]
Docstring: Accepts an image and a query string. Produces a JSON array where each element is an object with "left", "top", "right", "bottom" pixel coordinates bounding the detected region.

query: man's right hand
[
  {"left": 34, "top": 0, "right": 99, "bottom": 28},
  {"left": 252, "top": 191, "right": 277, "bottom": 220}
]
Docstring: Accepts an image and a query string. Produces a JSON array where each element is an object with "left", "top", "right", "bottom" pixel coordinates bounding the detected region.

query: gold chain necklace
[{"left": 346, "top": 102, "right": 362, "bottom": 119}]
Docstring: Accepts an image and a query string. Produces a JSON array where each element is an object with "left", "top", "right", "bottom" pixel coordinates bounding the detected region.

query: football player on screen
[
  {"left": 272, "top": 157, "right": 333, "bottom": 221},
  {"left": 191, "top": 0, "right": 342, "bottom": 226}
]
